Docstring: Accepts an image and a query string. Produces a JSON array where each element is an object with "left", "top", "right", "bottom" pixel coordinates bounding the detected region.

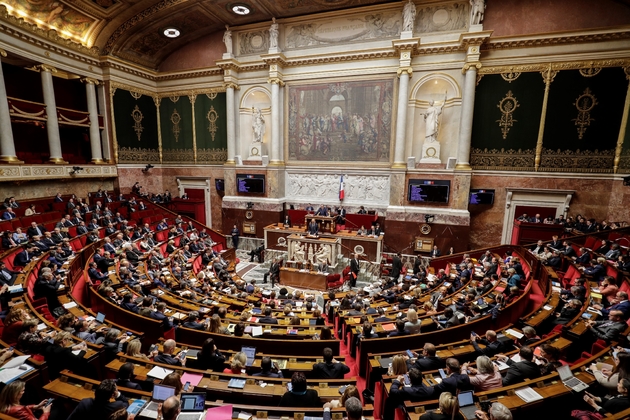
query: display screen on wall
[
  {"left": 215, "top": 179, "right": 224, "bottom": 191},
  {"left": 237, "top": 174, "right": 265, "bottom": 194},
  {"left": 470, "top": 189, "right": 495, "bottom": 205},
  {"left": 407, "top": 180, "right": 450, "bottom": 203}
]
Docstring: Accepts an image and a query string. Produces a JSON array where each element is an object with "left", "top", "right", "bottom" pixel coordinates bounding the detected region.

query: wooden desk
[{"left": 280, "top": 267, "right": 327, "bottom": 291}]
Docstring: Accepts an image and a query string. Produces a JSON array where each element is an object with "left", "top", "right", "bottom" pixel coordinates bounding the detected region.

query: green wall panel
[
  {"left": 195, "top": 92, "right": 227, "bottom": 164},
  {"left": 160, "top": 96, "right": 194, "bottom": 163},
  {"left": 113, "top": 89, "right": 159, "bottom": 163}
]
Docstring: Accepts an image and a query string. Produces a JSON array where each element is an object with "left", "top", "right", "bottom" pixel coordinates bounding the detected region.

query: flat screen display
[
  {"left": 237, "top": 175, "right": 265, "bottom": 194},
  {"left": 407, "top": 180, "right": 450, "bottom": 203},
  {"left": 469, "top": 189, "right": 495, "bottom": 205}
]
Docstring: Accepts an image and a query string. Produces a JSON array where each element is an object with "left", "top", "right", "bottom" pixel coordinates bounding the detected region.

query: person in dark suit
[
  {"left": 385, "top": 368, "right": 434, "bottom": 420},
  {"left": 120, "top": 294, "right": 139, "bottom": 313},
  {"left": 307, "top": 218, "right": 319, "bottom": 236},
  {"left": 312, "top": 347, "right": 350, "bottom": 379},
  {"left": 14, "top": 245, "right": 35, "bottom": 267},
  {"left": 391, "top": 253, "right": 402, "bottom": 279},
  {"left": 249, "top": 245, "right": 264, "bottom": 262},
  {"left": 264, "top": 258, "right": 280, "bottom": 286},
  {"left": 407, "top": 343, "right": 445, "bottom": 372},
  {"left": 26, "top": 222, "right": 46, "bottom": 238},
  {"left": 44, "top": 331, "right": 89, "bottom": 378},
  {"left": 53, "top": 193, "right": 63, "bottom": 202},
  {"left": 279, "top": 372, "right": 320, "bottom": 407},
  {"left": 432, "top": 358, "right": 473, "bottom": 397},
  {"left": 182, "top": 311, "right": 205, "bottom": 330},
  {"left": 258, "top": 307, "right": 278, "bottom": 324},
  {"left": 388, "top": 319, "right": 410, "bottom": 337},
  {"left": 548, "top": 235, "right": 562, "bottom": 250},
  {"left": 115, "top": 362, "right": 143, "bottom": 390},
  {"left": 599, "top": 292, "right": 630, "bottom": 318},
  {"left": 253, "top": 356, "right": 284, "bottom": 378},
  {"left": 67, "top": 378, "right": 129, "bottom": 420},
  {"left": 561, "top": 241, "right": 576, "bottom": 258},
  {"left": 581, "top": 257, "right": 607, "bottom": 283},
  {"left": 151, "top": 303, "right": 174, "bottom": 331},
  {"left": 0, "top": 261, "right": 20, "bottom": 286},
  {"left": 87, "top": 261, "right": 108, "bottom": 285},
  {"left": 471, "top": 330, "right": 504, "bottom": 357},
  {"left": 430, "top": 245, "right": 441, "bottom": 258},
  {"left": 350, "top": 254, "right": 360, "bottom": 287},
  {"left": 34, "top": 271, "right": 62, "bottom": 312},
  {"left": 153, "top": 339, "right": 185, "bottom": 366},
  {"left": 187, "top": 338, "right": 225, "bottom": 372},
  {"left": 283, "top": 215, "right": 291, "bottom": 227},
  {"left": 586, "top": 310, "right": 627, "bottom": 343},
  {"left": 497, "top": 346, "right": 541, "bottom": 386}
]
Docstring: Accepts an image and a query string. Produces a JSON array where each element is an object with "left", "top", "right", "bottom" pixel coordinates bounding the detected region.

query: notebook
[
  {"left": 557, "top": 364, "right": 589, "bottom": 392},
  {"left": 178, "top": 392, "right": 206, "bottom": 420},
  {"left": 457, "top": 390, "right": 477, "bottom": 420},
  {"left": 241, "top": 346, "right": 256, "bottom": 367}
]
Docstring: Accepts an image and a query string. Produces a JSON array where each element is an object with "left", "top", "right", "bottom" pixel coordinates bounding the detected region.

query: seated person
[
  {"left": 312, "top": 347, "right": 350, "bottom": 379},
  {"left": 154, "top": 339, "right": 186, "bottom": 366},
  {"left": 385, "top": 368, "right": 433, "bottom": 420},
  {"left": 253, "top": 357, "right": 284, "bottom": 378},
  {"left": 419, "top": 392, "right": 464, "bottom": 420},
  {"left": 471, "top": 330, "right": 504, "bottom": 357},
  {"left": 406, "top": 343, "right": 445, "bottom": 372},
  {"left": 461, "top": 355, "right": 502, "bottom": 392},
  {"left": 67, "top": 379, "right": 128, "bottom": 420},
  {"left": 496, "top": 346, "right": 541, "bottom": 386},
  {"left": 279, "top": 372, "right": 319, "bottom": 407}
]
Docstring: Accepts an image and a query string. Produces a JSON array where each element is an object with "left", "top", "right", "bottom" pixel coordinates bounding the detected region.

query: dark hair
[
  {"left": 261, "top": 356, "right": 272, "bottom": 372},
  {"left": 290, "top": 372, "right": 307, "bottom": 393},
  {"left": 362, "top": 322, "right": 373, "bottom": 338},
  {"left": 323, "top": 347, "right": 333, "bottom": 363},
  {"left": 408, "top": 368, "right": 423, "bottom": 386},
  {"left": 540, "top": 344, "right": 560, "bottom": 361},
  {"left": 118, "top": 362, "right": 134, "bottom": 381},
  {"left": 95, "top": 379, "right": 117, "bottom": 403},
  {"left": 519, "top": 346, "right": 534, "bottom": 361},
  {"left": 396, "top": 319, "right": 405, "bottom": 332},
  {"left": 319, "top": 326, "right": 332, "bottom": 340},
  {"left": 264, "top": 307, "right": 272, "bottom": 316},
  {"left": 234, "top": 322, "right": 246, "bottom": 337},
  {"left": 201, "top": 338, "right": 216, "bottom": 356}
]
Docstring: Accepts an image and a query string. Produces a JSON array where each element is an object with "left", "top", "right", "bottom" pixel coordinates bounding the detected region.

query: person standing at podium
[
  {"left": 307, "top": 219, "right": 319, "bottom": 236},
  {"left": 283, "top": 215, "right": 291, "bottom": 227}
]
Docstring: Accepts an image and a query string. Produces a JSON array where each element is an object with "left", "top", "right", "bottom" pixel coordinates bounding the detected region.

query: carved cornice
[
  {"left": 261, "top": 53, "right": 288, "bottom": 66},
  {"left": 109, "top": 81, "right": 156, "bottom": 98},
  {"left": 478, "top": 59, "right": 630, "bottom": 75},
  {"left": 392, "top": 38, "right": 420, "bottom": 55},
  {"left": 223, "top": 82, "right": 240, "bottom": 91},
  {"left": 0, "top": 6, "right": 100, "bottom": 57},
  {"left": 216, "top": 60, "right": 241, "bottom": 72},
  {"left": 155, "top": 68, "right": 223, "bottom": 81},
  {"left": 483, "top": 28, "right": 630, "bottom": 51},
  {"left": 462, "top": 62, "right": 482, "bottom": 74},
  {"left": 416, "top": 43, "right": 462, "bottom": 55},
  {"left": 0, "top": 164, "right": 117, "bottom": 181},
  {"left": 99, "top": 60, "right": 157, "bottom": 81},
  {"left": 157, "top": 88, "right": 226, "bottom": 98},
  {"left": 459, "top": 31, "right": 493, "bottom": 48}
]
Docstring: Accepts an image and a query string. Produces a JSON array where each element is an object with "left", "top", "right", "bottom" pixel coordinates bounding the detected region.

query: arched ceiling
[{"left": 0, "top": 0, "right": 400, "bottom": 69}]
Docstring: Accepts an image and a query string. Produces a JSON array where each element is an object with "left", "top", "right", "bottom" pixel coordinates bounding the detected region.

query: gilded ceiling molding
[
  {"left": 0, "top": 49, "right": 6, "bottom": 57},
  {"left": 101, "top": 0, "right": 188, "bottom": 54},
  {"left": 157, "top": 88, "right": 226, "bottom": 99},
  {"left": 478, "top": 59, "right": 630, "bottom": 75},
  {"left": 80, "top": 77, "right": 100, "bottom": 85},
  {"left": 0, "top": 6, "right": 99, "bottom": 57},
  {"left": 109, "top": 81, "right": 155, "bottom": 98},
  {"left": 483, "top": 29, "right": 630, "bottom": 51},
  {"left": 155, "top": 69, "right": 223, "bottom": 81},
  {"left": 100, "top": 61, "right": 157, "bottom": 81}
]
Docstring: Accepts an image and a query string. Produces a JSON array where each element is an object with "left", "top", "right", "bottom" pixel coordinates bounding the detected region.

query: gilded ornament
[
  {"left": 206, "top": 93, "right": 218, "bottom": 100},
  {"left": 171, "top": 108, "right": 181, "bottom": 142},
  {"left": 206, "top": 106, "right": 218, "bottom": 142},
  {"left": 129, "top": 91, "right": 142, "bottom": 100},
  {"left": 131, "top": 105, "right": 144, "bottom": 141},
  {"left": 496, "top": 91, "right": 519, "bottom": 139},
  {"left": 572, "top": 88, "right": 598, "bottom": 140},
  {"left": 500, "top": 69, "right": 521, "bottom": 83},
  {"left": 169, "top": 96, "right": 180, "bottom": 103},
  {"left": 579, "top": 66, "right": 602, "bottom": 78}
]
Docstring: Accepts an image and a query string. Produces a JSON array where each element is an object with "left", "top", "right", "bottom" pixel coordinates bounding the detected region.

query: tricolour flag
[{"left": 339, "top": 175, "right": 345, "bottom": 201}]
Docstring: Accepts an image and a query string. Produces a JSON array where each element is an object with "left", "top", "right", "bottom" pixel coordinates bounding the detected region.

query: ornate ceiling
[{"left": 0, "top": 0, "right": 401, "bottom": 69}]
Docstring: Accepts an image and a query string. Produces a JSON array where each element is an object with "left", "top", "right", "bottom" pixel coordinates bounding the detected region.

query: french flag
[{"left": 339, "top": 175, "right": 345, "bottom": 201}]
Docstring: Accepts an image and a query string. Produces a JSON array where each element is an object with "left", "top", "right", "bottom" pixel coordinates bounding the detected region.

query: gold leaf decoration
[
  {"left": 572, "top": 88, "right": 598, "bottom": 140},
  {"left": 131, "top": 105, "right": 144, "bottom": 141},
  {"left": 207, "top": 106, "right": 218, "bottom": 142},
  {"left": 171, "top": 108, "right": 181, "bottom": 142},
  {"left": 496, "top": 90, "right": 519, "bottom": 140}
]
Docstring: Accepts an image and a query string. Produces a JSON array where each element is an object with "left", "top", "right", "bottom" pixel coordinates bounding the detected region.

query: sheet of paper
[
  {"left": 505, "top": 328, "right": 524, "bottom": 339},
  {"left": 147, "top": 366, "right": 173, "bottom": 380},
  {"left": 251, "top": 326, "right": 263, "bottom": 337},
  {"left": 63, "top": 302, "right": 77, "bottom": 309},
  {"left": 515, "top": 386, "right": 543, "bottom": 403},
  {"left": 2, "top": 356, "right": 30, "bottom": 369},
  {"left": 0, "top": 366, "right": 33, "bottom": 384},
  {"left": 543, "top": 305, "right": 553, "bottom": 311}
]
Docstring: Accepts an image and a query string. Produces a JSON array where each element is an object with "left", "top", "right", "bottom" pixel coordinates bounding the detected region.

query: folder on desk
[
  {"left": 381, "top": 323, "right": 395, "bottom": 332},
  {"left": 182, "top": 372, "right": 203, "bottom": 387}
]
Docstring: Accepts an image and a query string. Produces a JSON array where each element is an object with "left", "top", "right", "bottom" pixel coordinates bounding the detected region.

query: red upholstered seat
[{"left": 326, "top": 273, "right": 344, "bottom": 291}]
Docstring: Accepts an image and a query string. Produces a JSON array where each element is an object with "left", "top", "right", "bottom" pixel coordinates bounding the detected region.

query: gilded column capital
[
  {"left": 268, "top": 77, "right": 285, "bottom": 87},
  {"left": 223, "top": 82, "right": 240, "bottom": 90},
  {"left": 624, "top": 66, "right": 630, "bottom": 81},
  {"left": 0, "top": 49, "right": 6, "bottom": 58},
  {"left": 35, "top": 64, "right": 57, "bottom": 73},
  {"left": 153, "top": 96, "right": 161, "bottom": 107},
  {"left": 462, "top": 62, "right": 482, "bottom": 74},
  {"left": 80, "top": 77, "right": 100, "bottom": 85},
  {"left": 397, "top": 67, "right": 413, "bottom": 78}
]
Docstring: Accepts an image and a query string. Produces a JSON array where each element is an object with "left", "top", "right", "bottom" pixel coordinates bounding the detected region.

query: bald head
[{"left": 162, "top": 396, "right": 180, "bottom": 420}]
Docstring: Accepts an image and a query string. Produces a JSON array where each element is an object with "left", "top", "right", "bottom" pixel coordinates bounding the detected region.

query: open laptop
[
  {"left": 177, "top": 392, "right": 206, "bottom": 420},
  {"left": 139, "top": 384, "right": 176, "bottom": 419},
  {"left": 241, "top": 346, "right": 256, "bottom": 367},
  {"left": 457, "top": 390, "right": 478, "bottom": 420},
  {"left": 92, "top": 312, "right": 106, "bottom": 327},
  {"left": 558, "top": 364, "right": 589, "bottom": 392}
]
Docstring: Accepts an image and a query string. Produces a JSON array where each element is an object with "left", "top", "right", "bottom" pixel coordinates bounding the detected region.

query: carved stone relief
[
  {"left": 414, "top": 1, "right": 469, "bottom": 34},
  {"left": 286, "top": 173, "right": 389, "bottom": 204},
  {"left": 238, "top": 30, "right": 270, "bottom": 55}
]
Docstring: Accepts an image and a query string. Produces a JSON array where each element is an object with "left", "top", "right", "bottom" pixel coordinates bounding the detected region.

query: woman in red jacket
[{"left": 0, "top": 380, "right": 51, "bottom": 420}]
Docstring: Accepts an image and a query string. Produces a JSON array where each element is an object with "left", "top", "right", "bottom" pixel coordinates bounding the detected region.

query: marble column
[
  {"left": 97, "top": 83, "right": 111, "bottom": 162},
  {"left": 456, "top": 64, "right": 478, "bottom": 170},
  {"left": 83, "top": 78, "right": 104, "bottom": 163},
  {"left": 0, "top": 49, "right": 20, "bottom": 163},
  {"left": 40, "top": 65, "right": 66, "bottom": 164},
  {"left": 225, "top": 83, "right": 236, "bottom": 164},
  {"left": 393, "top": 68, "right": 411, "bottom": 168},
  {"left": 269, "top": 79, "right": 282, "bottom": 164}
]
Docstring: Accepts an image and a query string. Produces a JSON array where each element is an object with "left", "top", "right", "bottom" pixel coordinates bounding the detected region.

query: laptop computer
[
  {"left": 557, "top": 364, "right": 589, "bottom": 392},
  {"left": 177, "top": 392, "right": 206, "bottom": 420},
  {"left": 139, "top": 384, "right": 176, "bottom": 419},
  {"left": 457, "top": 390, "right": 478, "bottom": 420},
  {"left": 93, "top": 312, "right": 106, "bottom": 327},
  {"left": 241, "top": 346, "right": 256, "bottom": 367}
]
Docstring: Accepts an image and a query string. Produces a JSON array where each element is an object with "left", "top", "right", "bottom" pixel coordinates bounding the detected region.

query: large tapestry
[
  {"left": 112, "top": 88, "right": 159, "bottom": 163},
  {"left": 287, "top": 79, "right": 394, "bottom": 162},
  {"left": 160, "top": 96, "right": 194, "bottom": 163},
  {"left": 195, "top": 92, "right": 228, "bottom": 164}
]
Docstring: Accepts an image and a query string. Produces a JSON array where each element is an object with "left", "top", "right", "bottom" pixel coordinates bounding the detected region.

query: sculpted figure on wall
[
  {"left": 315, "top": 244, "right": 331, "bottom": 265},
  {"left": 423, "top": 94, "right": 446, "bottom": 143},
  {"left": 286, "top": 173, "right": 390, "bottom": 204},
  {"left": 293, "top": 241, "right": 305, "bottom": 262},
  {"left": 269, "top": 18, "right": 279, "bottom": 49},
  {"left": 402, "top": 0, "right": 416, "bottom": 32},
  {"left": 252, "top": 107, "right": 265, "bottom": 143},
  {"left": 470, "top": 0, "right": 485, "bottom": 25},
  {"left": 223, "top": 25, "right": 232, "bottom": 54}
]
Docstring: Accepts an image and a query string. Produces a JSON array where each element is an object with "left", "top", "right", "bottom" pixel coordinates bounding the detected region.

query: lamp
[{"left": 142, "top": 164, "right": 154, "bottom": 173}]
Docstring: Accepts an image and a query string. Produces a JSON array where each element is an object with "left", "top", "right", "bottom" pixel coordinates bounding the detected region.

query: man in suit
[
  {"left": 97, "top": 252, "right": 116, "bottom": 274},
  {"left": 87, "top": 261, "right": 108, "bottom": 285},
  {"left": 0, "top": 261, "right": 20, "bottom": 286},
  {"left": 471, "top": 330, "right": 504, "bottom": 357},
  {"left": 51, "top": 228, "right": 68, "bottom": 243},
  {"left": 264, "top": 258, "right": 280, "bottom": 286},
  {"left": 253, "top": 357, "right": 284, "bottom": 378},
  {"left": 182, "top": 311, "right": 205, "bottom": 330},
  {"left": 548, "top": 235, "right": 562, "bottom": 250},
  {"left": 497, "top": 346, "right": 541, "bottom": 386},
  {"left": 41, "top": 232, "right": 56, "bottom": 249},
  {"left": 14, "top": 245, "right": 35, "bottom": 267},
  {"left": 27, "top": 222, "right": 46, "bottom": 238},
  {"left": 307, "top": 218, "right": 319, "bottom": 236},
  {"left": 432, "top": 358, "right": 472, "bottom": 397},
  {"left": 530, "top": 240, "right": 545, "bottom": 254},
  {"left": 581, "top": 257, "right": 607, "bottom": 283},
  {"left": 407, "top": 343, "right": 445, "bottom": 372},
  {"left": 385, "top": 368, "right": 434, "bottom": 420},
  {"left": 561, "top": 241, "right": 576, "bottom": 258},
  {"left": 154, "top": 339, "right": 185, "bottom": 366},
  {"left": 350, "top": 253, "right": 360, "bottom": 287},
  {"left": 1, "top": 208, "right": 15, "bottom": 220},
  {"left": 370, "top": 223, "right": 382, "bottom": 236},
  {"left": 599, "top": 291, "right": 630, "bottom": 318},
  {"left": 151, "top": 302, "right": 175, "bottom": 331},
  {"left": 390, "top": 253, "right": 402, "bottom": 280},
  {"left": 53, "top": 193, "right": 63, "bottom": 202},
  {"left": 258, "top": 307, "right": 278, "bottom": 324},
  {"left": 430, "top": 245, "right": 441, "bottom": 258},
  {"left": 34, "top": 271, "right": 62, "bottom": 312},
  {"left": 67, "top": 379, "right": 128, "bottom": 420},
  {"left": 586, "top": 310, "right": 627, "bottom": 343},
  {"left": 76, "top": 221, "right": 88, "bottom": 235},
  {"left": 312, "top": 347, "right": 350, "bottom": 379},
  {"left": 102, "top": 237, "right": 116, "bottom": 254}
]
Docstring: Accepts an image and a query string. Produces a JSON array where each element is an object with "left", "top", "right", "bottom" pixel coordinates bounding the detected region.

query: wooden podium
[{"left": 306, "top": 216, "right": 336, "bottom": 234}]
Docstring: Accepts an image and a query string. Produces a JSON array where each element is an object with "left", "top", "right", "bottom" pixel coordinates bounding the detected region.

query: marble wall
[{"left": 469, "top": 174, "right": 627, "bottom": 250}]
